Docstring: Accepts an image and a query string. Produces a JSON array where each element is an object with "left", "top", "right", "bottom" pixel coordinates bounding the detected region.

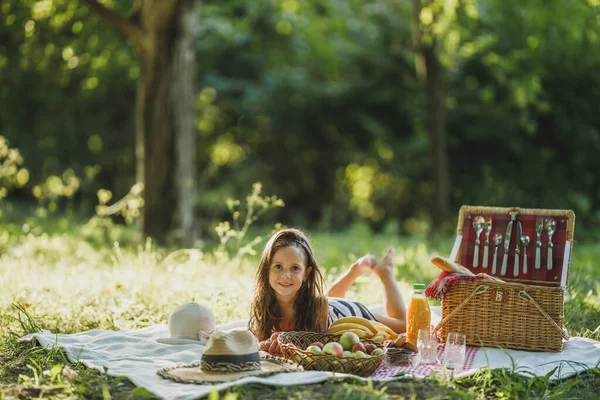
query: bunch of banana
[
  {"left": 370, "top": 320, "right": 399, "bottom": 343},
  {"left": 327, "top": 317, "right": 399, "bottom": 344}
]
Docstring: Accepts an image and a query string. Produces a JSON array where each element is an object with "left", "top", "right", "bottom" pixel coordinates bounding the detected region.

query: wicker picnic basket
[
  {"left": 434, "top": 206, "right": 575, "bottom": 352},
  {"left": 278, "top": 331, "right": 386, "bottom": 377}
]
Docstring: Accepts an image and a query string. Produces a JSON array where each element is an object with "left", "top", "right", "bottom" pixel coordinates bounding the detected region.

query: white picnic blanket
[{"left": 19, "top": 306, "right": 600, "bottom": 400}]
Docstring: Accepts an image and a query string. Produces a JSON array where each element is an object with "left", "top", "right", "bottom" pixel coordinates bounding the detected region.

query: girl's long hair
[{"left": 248, "top": 228, "right": 327, "bottom": 341}]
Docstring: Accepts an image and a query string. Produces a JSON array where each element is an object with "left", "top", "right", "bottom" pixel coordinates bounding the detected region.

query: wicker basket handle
[
  {"left": 433, "top": 284, "right": 491, "bottom": 335},
  {"left": 518, "top": 290, "right": 570, "bottom": 341}
]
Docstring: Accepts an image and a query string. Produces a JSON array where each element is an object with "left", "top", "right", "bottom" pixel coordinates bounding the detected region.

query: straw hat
[
  {"left": 157, "top": 330, "right": 302, "bottom": 383},
  {"left": 156, "top": 302, "right": 216, "bottom": 345}
]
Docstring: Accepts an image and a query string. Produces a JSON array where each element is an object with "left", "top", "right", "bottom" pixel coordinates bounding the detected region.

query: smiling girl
[{"left": 248, "top": 228, "right": 407, "bottom": 352}]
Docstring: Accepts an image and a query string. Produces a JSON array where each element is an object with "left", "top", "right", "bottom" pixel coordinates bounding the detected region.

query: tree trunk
[
  {"left": 137, "top": 3, "right": 199, "bottom": 244},
  {"left": 172, "top": 1, "right": 199, "bottom": 246},
  {"left": 411, "top": 0, "right": 451, "bottom": 232},
  {"left": 423, "top": 46, "right": 450, "bottom": 231},
  {"left": 84, "top": 0, "right": 199, "bottom": 244},
  {"left": 137, "top": 43, "right": 177, "bottom": 243}
]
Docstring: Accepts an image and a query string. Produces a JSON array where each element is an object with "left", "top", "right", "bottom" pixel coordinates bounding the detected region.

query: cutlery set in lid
[{"left": 448, "top": 206, "right": 574, "bottom": 287}]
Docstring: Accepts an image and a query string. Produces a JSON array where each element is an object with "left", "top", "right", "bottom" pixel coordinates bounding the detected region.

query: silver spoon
[
  {"left": 521, "top": 236, "right": 530, "bottom": 275},
  {"left": 472, "top": 216, "right": 486, "bottom": 268},
  {"left": 544, "top": 218, "right": 556, "bottom": 270},
  {"left": 482, "top": 218, "right": 492, "bottom": 268},
  {"left": 491, "top": 233, "right": 503, "bottom": 275}
]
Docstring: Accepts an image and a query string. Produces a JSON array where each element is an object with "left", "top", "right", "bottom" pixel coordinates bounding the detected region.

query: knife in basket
[
  {"left": 513, "top": 220, "right": 522, "bottom": 277},
  {"left": 500, "top": 211, "right": 518, "bottom": 276}
]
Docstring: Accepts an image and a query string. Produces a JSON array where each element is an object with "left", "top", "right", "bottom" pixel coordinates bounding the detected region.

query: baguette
[{"left": 431, "top": 256, "right": 475, "bottom": 276}]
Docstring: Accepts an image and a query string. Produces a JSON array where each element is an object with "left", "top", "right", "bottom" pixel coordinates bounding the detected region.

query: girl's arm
[{"left": 327, "top": 256, "right": 376, "bottom": 298}]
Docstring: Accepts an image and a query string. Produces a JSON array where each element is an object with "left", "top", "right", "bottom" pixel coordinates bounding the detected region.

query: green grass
[{"left": 1, "top": 222, "right": 599, "bottom": 399}]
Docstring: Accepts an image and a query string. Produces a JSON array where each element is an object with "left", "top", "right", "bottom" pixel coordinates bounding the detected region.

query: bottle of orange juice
[{"left": 406, "top": 283, "right": 431, "bottom": 344}]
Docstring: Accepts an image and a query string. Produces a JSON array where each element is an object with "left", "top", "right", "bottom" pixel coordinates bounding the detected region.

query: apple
[
  {"left": 364, "top": 343, "right": 377, "bottom": 355},
  {"left": 371, "top": 348, "right": 384, "bottom": 356},
  {"left": 351, "top": 342, "right": 367, "bottom": 353},
  {"left": 306, "top": 345, "right": 323, "bottom": 354},
  {"left": 322, "top": 342, "right": 344, "bottom": 356},
  {"left": 342, "top": 351, "right": 353, "bottom": 357},
  {"left": 308, "top": 341, "right": 324, "bottom": 350},
  {"left": 352, "top": 350, "right": 367, "bottom": 358},
  {"left": 339, "top": 332, "right": 361, "bottom": 351}
]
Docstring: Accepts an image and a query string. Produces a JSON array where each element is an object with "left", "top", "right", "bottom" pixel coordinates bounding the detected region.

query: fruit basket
[{"left": 278, "top": 331, "right": 386, "bottom": 377}]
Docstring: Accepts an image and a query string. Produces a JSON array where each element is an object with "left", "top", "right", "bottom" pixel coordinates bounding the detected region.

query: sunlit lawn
[{"left": 1, "top": 220, "right": 599, "bottom": 399}]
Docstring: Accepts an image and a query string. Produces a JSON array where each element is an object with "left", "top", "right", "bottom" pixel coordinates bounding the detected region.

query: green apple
[
  {"left": 306, "top": 345, "right": 323, "bottom": 354},
  {"left": 342, "top": 351, "right": 353, "bottom": 357},
  {"left": 352, "top": 350, "right": 367, "bottom": 358},
  {"left": 370, "top": 348, "right": 384, "bottom": 356},
  {"left": 339, "top": 332, "right": 361, "bottom": 351}
]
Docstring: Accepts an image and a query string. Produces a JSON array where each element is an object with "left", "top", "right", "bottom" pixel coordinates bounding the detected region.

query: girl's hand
[
  {"left": 258, "top": 339, "right": 271, "bottom": 351},
  {"left": 268, "top": 332, "right": 283, "bottom": 355}
]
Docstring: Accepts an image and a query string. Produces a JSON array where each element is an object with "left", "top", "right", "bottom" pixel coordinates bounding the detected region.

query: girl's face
[{"left": 268, "top": 246, "right": 312, "bottom": 301}]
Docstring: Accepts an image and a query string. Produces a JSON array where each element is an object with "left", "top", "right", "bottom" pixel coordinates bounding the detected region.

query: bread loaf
[{"left": 431, "top": 256, "right": 475, "bottom": 276}]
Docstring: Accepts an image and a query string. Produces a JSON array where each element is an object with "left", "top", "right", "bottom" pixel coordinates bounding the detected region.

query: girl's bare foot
[{"left": 372, "top": 247, "right": 395, "bottom": 278}]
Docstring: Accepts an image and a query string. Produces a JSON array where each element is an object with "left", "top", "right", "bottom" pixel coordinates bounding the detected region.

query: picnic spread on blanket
[{"left": 19, "top": 205, "right": 600, "bottom": 400}]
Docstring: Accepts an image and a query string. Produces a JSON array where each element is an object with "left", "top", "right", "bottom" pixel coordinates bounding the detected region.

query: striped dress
[{"left": 327, "top": 297, "right": 377, "bottom": 328}]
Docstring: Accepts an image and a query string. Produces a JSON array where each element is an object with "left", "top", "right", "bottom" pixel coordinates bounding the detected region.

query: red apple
[
  {"left": 307, "top": 341, "right": 324, "bottom": 350},
  {"left": 364, "top": 343, "right": 377, "bottom": 355},
  {"left": 351, "top": 342, "right": 367, "bottom": 353},
  {"left": 322, "top": 342, "right": 344, "bottom": 356}
]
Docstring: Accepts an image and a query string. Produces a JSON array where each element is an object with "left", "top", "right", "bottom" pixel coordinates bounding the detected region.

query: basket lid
[{"left": 451, "top": 206, "right": 575, "bottom": 288}]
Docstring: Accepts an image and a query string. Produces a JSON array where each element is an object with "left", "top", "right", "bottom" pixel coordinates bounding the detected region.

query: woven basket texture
[
  {"left": 278, "top": 331, "right": 385, "bottom": 377},
  {"left": 438, "top": 205, "right": 574, "bottom": 352},
  {"left": 439, "top": 280, "right": 566, "bottom": 351}
]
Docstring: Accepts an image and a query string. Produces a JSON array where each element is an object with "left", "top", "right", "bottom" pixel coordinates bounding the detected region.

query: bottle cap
[{"left": 413, "top": 283, "right": 426, "bottom": 290}]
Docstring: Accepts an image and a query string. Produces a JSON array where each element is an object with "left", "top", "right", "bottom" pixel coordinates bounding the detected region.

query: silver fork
[{"left": 482, "top": 217, "right": 492, "bottom": 268}]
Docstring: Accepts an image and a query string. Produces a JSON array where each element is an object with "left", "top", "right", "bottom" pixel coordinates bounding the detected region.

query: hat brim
[
  {"left": 157, "top": 354, "right": 303, "bottom": 384},
  {"left": 156, "top": 337, "right": 208, "bottom": 345}
]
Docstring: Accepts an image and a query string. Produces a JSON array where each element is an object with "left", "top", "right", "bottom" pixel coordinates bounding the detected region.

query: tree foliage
[{"left": 1, "top": 0, "right": 599, "bottom": 236}]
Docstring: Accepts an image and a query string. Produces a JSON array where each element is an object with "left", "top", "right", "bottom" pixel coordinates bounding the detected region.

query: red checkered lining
[{"left": 459, "top": 212, "right": 568, "bottom": 284}]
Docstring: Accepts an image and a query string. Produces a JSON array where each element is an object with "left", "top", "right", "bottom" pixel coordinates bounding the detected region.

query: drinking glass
[
  {"left": 417, "top": 328, "right": 438, "bottom": 365},
  {"left": 443, "top": 332, "right": 466, "bottom": 371}
]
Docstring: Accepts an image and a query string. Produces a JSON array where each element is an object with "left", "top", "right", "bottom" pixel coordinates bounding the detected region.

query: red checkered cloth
[
  {"left": 424, "top": 271, "right": 504, "bottom": 300},
  {"left": 459, "top": 212, "right": 568, "bottom": 284},
  {"left": 371, "top": 344, "right": 479, "bottom": 379}
]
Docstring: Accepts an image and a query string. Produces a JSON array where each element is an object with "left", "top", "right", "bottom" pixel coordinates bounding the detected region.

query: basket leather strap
[
  {"left": 433, "top": 284, "right": 490, "bottom": 334},
  {"left": 518, "top": 290, "right": 570, "bottom": 341}
]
